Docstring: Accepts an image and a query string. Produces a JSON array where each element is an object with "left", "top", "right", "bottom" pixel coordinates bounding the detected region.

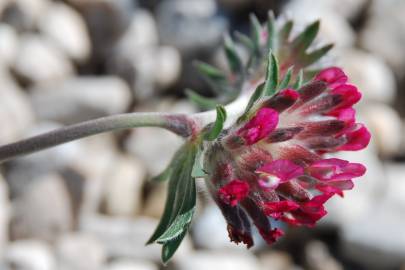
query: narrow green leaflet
[
  {"left": 157, "top": 209, "right": 195, "bottom": 243},
  {"left": 147, "top": 143, "right": 198, "bottom": 262},
  {"left": 194, "top": 61, "right": 226, "bottom": 81},
  {"left": 279, "top": 20, "right": 293, "bottom": 46},
  {"left": 186, "top": 89, "right": 217, "bottom": 109},
  {"left": 249, "top": 14, "right": 262, "bottom": 54},
  {"left": 240, "top": 83, "right": 264, "bottom": 121},
  {"left": 301, "top": 43, "right": 333, "bottom": 66},
  {"left": 151, "top": 166, "right": 172, "bottom": 182},
  {"left": 204, "top": 105, "right": 227, "bottom": 141},
  {"left": 235, "top": 31, "right": 255, "bottom": 53},
  {"left": 291, "top": 21, "right": 320, "bottom": 53},
  {"left": 278, "top": 66, "right": 294, "bottom": 90},
  {"left": 191, "top": 143, "right": 206, "bottom": 178},
  {"left": 267, "top": 11, "right": 277, "bottom": 52},
  {"left": 293, "top": 69, "right": 304, "bottom": 89},
  {"left": 162, "top": 231, "right": 186, "bottom": 264},
  {"left": 224, "top": 35, "right": 243, "bottom": 75},
  {"left": 263, "top": 52, "right": 279, "bottom": 96}
]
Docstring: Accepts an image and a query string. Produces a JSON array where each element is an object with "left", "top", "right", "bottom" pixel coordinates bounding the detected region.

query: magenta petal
[
  {"left": 331, "top": 84, "right": 362, "bottom": 109},
  {"left": 309, "top": 158, "right": 366, "bottom": 181},
  {"left": 315, "top": 67, "right": 348, "bottom": 89},
  {"left": 338, "top": 124, "right": 371, "bottom": 151},
  {"left": 257, "top": 159, "right": 304, "bottom": 182},
  {"left": 328, "top": 107, "right": 356, "bottom": 127},
  {"left": 218, "top": 180, "right": 250, "bottom": 206},
  {"left": 262, "top": 200, "right": 300, "bottom": 217},
  {"left": 238, "top": 108, "right": 279, "bottom": 145}
]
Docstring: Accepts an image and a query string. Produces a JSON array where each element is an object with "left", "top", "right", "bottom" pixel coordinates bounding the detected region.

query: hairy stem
[{"left": 0, "top": 112, "right": 194, "bottom": 163}]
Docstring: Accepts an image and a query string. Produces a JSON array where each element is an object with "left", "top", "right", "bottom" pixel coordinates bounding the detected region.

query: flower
[{"left": 205, "top": 67, "right": 370, "bottom": 247}]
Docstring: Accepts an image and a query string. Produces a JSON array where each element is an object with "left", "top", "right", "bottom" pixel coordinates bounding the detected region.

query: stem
[{"left": 0, "top": 112, "right": 194, "bottom": 163}]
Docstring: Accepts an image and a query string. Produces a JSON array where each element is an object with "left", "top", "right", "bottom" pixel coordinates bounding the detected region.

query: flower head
[{"left": 205, "top": 67, "right": 370, "bottom": 247}]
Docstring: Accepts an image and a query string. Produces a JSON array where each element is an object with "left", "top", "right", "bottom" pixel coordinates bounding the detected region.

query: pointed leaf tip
[
  {"left": 263, "top": 52, "right": 279, "bottom": 96},
  {"left": 292, "top": 20, "right": 320, "bottom": 52},
  {"left": 224, "top": 34, "right": 243, "bottom": 75},
  {"left": 204, "top": 105, "right": 227, "bottom": 141}
]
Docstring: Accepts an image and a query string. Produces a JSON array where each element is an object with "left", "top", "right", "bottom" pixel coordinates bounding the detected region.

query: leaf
[
  {"left": 157, "top": 209, "right": 195, "bottom": 243},
  {"left": 191, "top": 143, "right": 206, "bottom": 178},
  {"left": 151, "top": 167, "right": 172, "bottom": 182},
  {"left": 267, "top": 10, "right": 277, "bottom": 52},
  {"left": 291, "top": 20, "right": 320, "bottom": 53},
  {"left": 263, "top": 52, "right": 279, "bottom": 96},
  {"left": 235, "top": 31, "right": 255, "bottom": 52},
  {"left": 293, "top": 69, "right": 304, "bottom": 89},
  {"left": 278, "top": 66, "right": 294, "bottom": 90},
  {"left": 301, "top": 43, "right": 334, "bottom": 66},
  {"left": 224, "top": 34, "right": 243, "bottom": 75},
  {"left": 147, "top": 142, "right": 198, "bottom": 263},
  {"left": 186, "top": 89, "right": 217, "bottom": 109},
  {"left": 249, "top": 13, "right": 262, "bottom": 54},
  {"left": 162, "top": 231, "right": 186, "bottom": 264},
  {"left": 146, "top": 144, "right": 196, "bottom": 245},
  {"left": 194, "top": 61, "right": 226, "bottom": 81},
  {"left": 204, "top": 105, "right": 227, "bottom": 141},
  {"left": 279, "top": 20, "right": 293, "bottom": 46},
  {"left": 241, "top": 83, "right": 264, "bottom": 120}
]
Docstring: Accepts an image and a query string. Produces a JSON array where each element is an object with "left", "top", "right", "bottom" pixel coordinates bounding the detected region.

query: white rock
[
  {"left": 283, "top": 1, "right": 356, "bottom": 49},
  {"left": 359, "top": 0, "right": 405, "bottom": 75},
  {"left": 80, "top": 215, "right": 192, "bottom": 261},
  {"left": 0, "top": 174, "right": 10, "bottom": 257},
  {"left": 384, "top": 162, "right": 405, "bottom": 210},
  {"left": 4, "top": 240, "right": 56, "bottom": 270},
  {"left": 56, "top": 233, "right": 106, "bottom": 270},
  {"left": 193, "top": 203, "right": 246, "bottom": 250},
  {"left": 106, "top": 259, "right": 158, "bottom": 270},
  {"left": 305, "top": 241, "right": 343, "bottom": 270},
  {"left": 258, "top": 251, "right": 296, "bottom": 270},
  {"left": 71, "top": 134, "right": 119, "bottom": 215},
  {"left": 10, "top": 174, "right": 73, "bottom": 241},
  {"left": 289, "top": 0, "right": 367, "bottom": 19},
  {"left": 117, "top": 9, "right": 158, "bottom": 52},
  {"left": 125, "top": 99, "right": 197, "bottom": 175},
  {"left": 14, "top": 0, "right": 51, "bottom": 29},
  {"left": 0, "top": 23, "right": 19, "bottom": 66},
  {"left": 38, "top": 2, "right": 91, "bottom": 62},
  {"left": 30, "top": 76, "right": 131, "bottom": 124},
  {"left": 13, "top": 34, "right": 74, "bottom": 84},
  {"left": 155, "top": 46, "right": 182, "bottom": 88},
  {"left": 360, "top": 104, "right": 402, "bottom": 157},
  {"left": 339, "top": 49, "right": 396, "bottom": 104},
  {"left": 0, "top": 67, "right": 34, "bottom": 144},
  {"left": 103, "top": 155, "right": 146, "bottom": 216},
  {"left": 156, "top": 0, "right": 227, "bottom": 53},
  {"left": 175, "top": 251, "right": 262, "bottom": 270}
]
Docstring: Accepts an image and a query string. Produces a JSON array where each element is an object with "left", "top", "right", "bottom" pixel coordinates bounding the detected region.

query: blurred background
[{"left": 0, "top": 0, "right": 404, "bottom": 269}]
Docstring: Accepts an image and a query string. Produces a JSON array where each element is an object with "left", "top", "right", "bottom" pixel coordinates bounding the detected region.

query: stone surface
[
  {"left": 305, "top": 241, "right": 342, "bottom": 270},
  {"left": 259, "top": 251, "right": 296, "bottom": 270},
  {"left": 80, "top": 215, "right": 192, "bottom": 262},
  {"left": 0, "top": 174, "right": 10, "bottom": 257},
  {"left": 0, "top": 23, "right": 19, "bottom": 66},
  {"left": 106, "top": 259, "right": 158, "bottom": 270},
  {"left": 67, "top": 0, "right": 136, "bottom": 59},
  {"left": 339, "top": 49, "right": 396, "bottom": 104},
  {"left": 156, "top": 0, "right": 226, "bottom": 54},
  {"left": 360, "top": 104, "right": 402, "bottom": 157},
  {"left": 4, "top": 240, "right": 56, "bottom": 270},
  {"left": 56, "top": 233, "right": 106, "bottom": 270},
  {"left": 10, "top": 174, "right": 73, "bottom": 242},
  {"left": 0, "top": 67, "right": 34, "bottom": 144},
  {"left": 283, "top": 1, "right": 356, "bottom": 49},
  {"left": 174, "top": 251, "right": 262, "bottom": 270},
  {"left": 103, "top": 155, "right": 146, "bottom": 216},
  {"left": 38, "top": 2, "right": 91, "bottom": 62},
  {"left": 359, "top": 0, "right": 405, "bottom": 76},
  {"left": 30, "top": 76, "right": 131, "bottom": 124},
  {"left": 13, "top": 34, "right": 74, "bottom": 84}
]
